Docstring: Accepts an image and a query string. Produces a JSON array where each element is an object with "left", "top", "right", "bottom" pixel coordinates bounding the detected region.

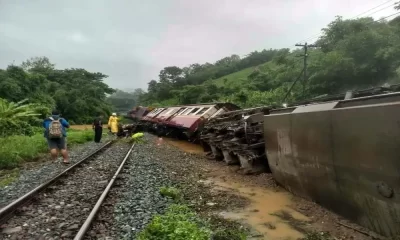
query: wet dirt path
[
  {"left": 207, "top": 177, "right": 308, "bottom": 240},
  {"left": 164, "top": 138, "right": 380, "bottom": 240},
  {"left": 164, "top": 139, "right": 308, "bottom": 239}
]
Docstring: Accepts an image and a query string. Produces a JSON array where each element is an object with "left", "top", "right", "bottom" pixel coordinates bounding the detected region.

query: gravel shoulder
[{"left": 0, "top": 136, "right": 112, "bottom": 208}]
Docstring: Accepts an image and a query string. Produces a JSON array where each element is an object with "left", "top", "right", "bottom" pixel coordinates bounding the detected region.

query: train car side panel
[
  {"left": 331, "top": 103, "right": 400, "bottom": 236},
  {"left": 264, "top": 101, "right": 400, "bottom": 237}
]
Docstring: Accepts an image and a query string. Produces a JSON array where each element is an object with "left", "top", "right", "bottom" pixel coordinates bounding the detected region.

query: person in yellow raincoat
[{"left": 108, "top": 113, "right": 119, "bottom": 135}]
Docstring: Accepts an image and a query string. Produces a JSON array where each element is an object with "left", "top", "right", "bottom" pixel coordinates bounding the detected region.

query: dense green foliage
[
  {"left": 0, "top": 98, "right": 47, "bottom": 137},
  {"left": 137, "top": 14, "right": 400, "bottom": 107},
  {"left": 0, "top": 129, "right": 94, "bottom": 169},
  {"left": 0, "top": 57, "right": 114, "bottom": 124}
]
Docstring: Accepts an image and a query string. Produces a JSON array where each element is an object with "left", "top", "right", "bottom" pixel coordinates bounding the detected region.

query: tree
[
  {"left": 21, "top": 56, "right": 55, "bottom": 75},
  {"left": 0, "top": 57, "right": 115, "bottom": 124},
  {"left": 159, "top": 66, "right": 184, "bottom": 85},
  {"left": 395, "top": 1, "right": 400, "bottom": 10}
]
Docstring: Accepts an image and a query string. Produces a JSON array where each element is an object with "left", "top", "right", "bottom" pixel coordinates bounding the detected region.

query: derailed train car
[
  {"left": 200, "top": 84, "right": 400, "bottom": 237},
  {"left": 127, "top": 84, "right": 400, "bottom": 237},
  {"left": 200, "top": 106, "right": 271, "bottom": 174},
  {"left": 264, "top": 86, "right": 400, "bottom": 238},
  {"left": 128, "top": 103, "right": 240, "bottom": 141}
]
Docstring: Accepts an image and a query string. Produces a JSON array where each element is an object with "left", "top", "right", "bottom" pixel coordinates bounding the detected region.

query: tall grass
[{"left": 0, "top": 129, "right": 94, "bottom": 169}]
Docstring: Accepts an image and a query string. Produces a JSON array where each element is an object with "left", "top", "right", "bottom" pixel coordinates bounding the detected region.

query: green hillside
[
  {"left": 204, "top": 60, "right": 285, "bottom": 89},
  {"left": 204, "top": 66, "right": 255, "bottom": 88},
  {"left": 138, "top": 15, "right": 400, "bottom": 108}
]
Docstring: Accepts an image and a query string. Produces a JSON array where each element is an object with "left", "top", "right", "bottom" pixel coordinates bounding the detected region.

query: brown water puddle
[
  {"left": 164, "top": 139, "right": 310, "bottom": 239},
  {"left": 163, "top": 139, "right": 205, "bottom": 154},
  {"left": 207, "top": 177, "right": 310, "bottom": 240}
]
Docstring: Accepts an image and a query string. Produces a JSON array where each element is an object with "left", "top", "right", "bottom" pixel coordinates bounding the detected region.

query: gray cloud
[{"left": 0, "top": 0, "right": 397, "bottom": 90}]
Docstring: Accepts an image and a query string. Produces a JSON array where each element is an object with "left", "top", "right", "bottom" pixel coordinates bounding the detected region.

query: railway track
[{"left": 0, "top": 140, "right": 135, "bottom": 240}]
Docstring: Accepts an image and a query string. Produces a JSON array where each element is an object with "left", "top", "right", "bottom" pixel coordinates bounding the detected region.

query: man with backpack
[{"left": 43, "top": 110, "right": 70, "bottom": 164}]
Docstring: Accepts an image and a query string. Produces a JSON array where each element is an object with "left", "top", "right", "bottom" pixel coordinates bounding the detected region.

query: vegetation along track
[{"left": 0, "top": 140, "right": 135, "bottom": 239}]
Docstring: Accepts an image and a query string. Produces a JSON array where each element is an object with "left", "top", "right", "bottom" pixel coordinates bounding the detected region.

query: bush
[
  {"left": 0, "top": 119, "right": 36, "bottom": 137},
  {"left": 159, "top": 186, "right": 181, "bottom": 201},
  {"left": 137, "top": 204, "right": 211, "bottom": 240},
  {"left": 0, "top": 129, "right": 94, "bottom": 169},
  {"left": 0, "top": 134, "right": 47, "bottom": 169},
  {"left": 212, "top": 229, "right": 247, "bottom": 240}
]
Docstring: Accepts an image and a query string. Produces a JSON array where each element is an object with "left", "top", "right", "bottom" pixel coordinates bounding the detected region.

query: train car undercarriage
[{"left": 200, "top": 107, "right": 271, "bottom": 174}]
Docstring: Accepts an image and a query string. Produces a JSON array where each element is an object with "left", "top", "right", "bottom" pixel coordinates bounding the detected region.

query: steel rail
[
  {"left": 74, "top": 143, "right": 135, "bottom": 240},
  {"left": 0, "top": 140, "right": 114, "bottom": 223}
]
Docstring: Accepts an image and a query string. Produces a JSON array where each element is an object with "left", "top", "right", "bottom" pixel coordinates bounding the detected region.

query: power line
[
  {"left": 361, "top": 2, "right": 397, "bottom": 18},
  {"left": 376, "top": 11, "right": 400, "bottom": 21},
  {"left": 294, "top": 0, "right": 398, "bottom": 46},
  {"left": 294, "top": 11, "right": 400, "bottom": 46},
  {"left": 353, "top": 0, "right": 395, "bottom": 18}
]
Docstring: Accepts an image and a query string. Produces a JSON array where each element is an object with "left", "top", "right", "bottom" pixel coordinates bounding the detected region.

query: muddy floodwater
[
  {"left": 208, "top": 177, "right": 308, "bottom": 240},
  {"left": 164, "top": 139, "right": 311, "bottom": 239},
  {"left": 163, "top": 138, "right": 205, "bottom": 154}
]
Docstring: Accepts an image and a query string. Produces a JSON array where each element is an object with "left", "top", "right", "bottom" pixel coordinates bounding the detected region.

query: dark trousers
[{"left": 94, "top": 127, "right": 103, "bottom": 143}]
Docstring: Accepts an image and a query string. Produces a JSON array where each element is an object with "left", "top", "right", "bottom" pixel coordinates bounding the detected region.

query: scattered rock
[
  {"left": 61, "top": 231, "right": 73, "bottom": 237},
  {"left": 2, "top": 226, "right": 22, "bottom": 234}
]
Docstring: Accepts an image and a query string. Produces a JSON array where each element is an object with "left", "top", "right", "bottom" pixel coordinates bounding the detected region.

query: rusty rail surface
[
  {"left": 74, "top": 143, "right": 135, "bottom": 240},
  {"left": 0, "top": 140, "right": 114, "bottom": 224}
]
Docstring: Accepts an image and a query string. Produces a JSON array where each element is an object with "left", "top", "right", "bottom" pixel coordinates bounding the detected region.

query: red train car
[{"left": 128, "top": 103, "right": 239, "bottom": 141}]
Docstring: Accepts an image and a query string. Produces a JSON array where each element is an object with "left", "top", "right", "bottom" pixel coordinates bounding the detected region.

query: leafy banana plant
[{"left": 0, "top": 98, "right": 41, "bottom": 122}]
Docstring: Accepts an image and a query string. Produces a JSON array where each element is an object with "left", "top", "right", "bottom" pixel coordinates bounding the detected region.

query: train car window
[
  {"left": 176, "top": 108, "right": 187, "bottom": 115},
  {"left": 167, "top": 108, "right": 180, "bottom": 115},
  {"left": 155, "top": 108, "right": 164, "bottom": 115},
  {"left": 149, "top": 109, "right": 159, "bottom": 115},
  {"left": 178, "top": 108, "right": 189, "bottom": 115},
  {"left": 189, "top": 108, "right": 200, "bottom": 115},
  {"left": 196, "top": 107, "right": 209, "bottom": 115},
  {"left": 176, "top": 108, "right": 186, "bottom": 115},
  {"left": 193, "top": 107, "right": 203, "bottom": 115},
  {"left": 163, "top": 108, "right": 174, "bottom": 115},
  {"left": 183, "top": 108, "right": 193, "bottom": 115}
]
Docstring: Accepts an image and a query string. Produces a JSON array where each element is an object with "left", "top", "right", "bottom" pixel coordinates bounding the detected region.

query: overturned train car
[
  {"left": 200, "top": 106, "right": 271, "bottom": 174},
  {"left": 128, "top": 85, "right": 400, "bottom": 237},
  {"left": 200, "top": 84, "right": 400, "bottom": 238},
  {"left": 128, "top": 103, "right": 240, "bottom": 141},
  {"left": 265, "top": 88, "right": 400, "bottom": 238}
]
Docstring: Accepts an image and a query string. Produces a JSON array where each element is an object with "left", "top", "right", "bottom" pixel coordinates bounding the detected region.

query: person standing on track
[
  {"left": 108, "top": 113, "right": 119, "bottom": 136},
  {"left": 43, "top": 110, "right": 70, "bottom": 164},
  {"left": 92, "top": 115, "right": 103, "bottom": 143}
]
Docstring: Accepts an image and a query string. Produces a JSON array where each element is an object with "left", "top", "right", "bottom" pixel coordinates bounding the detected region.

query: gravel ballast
[
  {"left": 86, "top": 139, "right": 173, "bottom": 240},
  {"left": 0, "top": 141, "right": 130, "bottom": 240},
  {"left": 0, "top": 138, "right": 111, "bottom": 208},
  {"left": 87, "top": 134, "right": 248, "bottom": 240}
]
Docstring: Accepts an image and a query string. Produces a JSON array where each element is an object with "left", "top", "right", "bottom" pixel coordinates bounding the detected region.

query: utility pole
[{"left": 295, "top": 42, "right": 317, "bottom": 98}]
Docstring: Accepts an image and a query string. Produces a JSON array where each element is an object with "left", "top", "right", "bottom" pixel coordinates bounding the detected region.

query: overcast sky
[{"left": 0, "top": 0, "right": 398, "bottom": 91}]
